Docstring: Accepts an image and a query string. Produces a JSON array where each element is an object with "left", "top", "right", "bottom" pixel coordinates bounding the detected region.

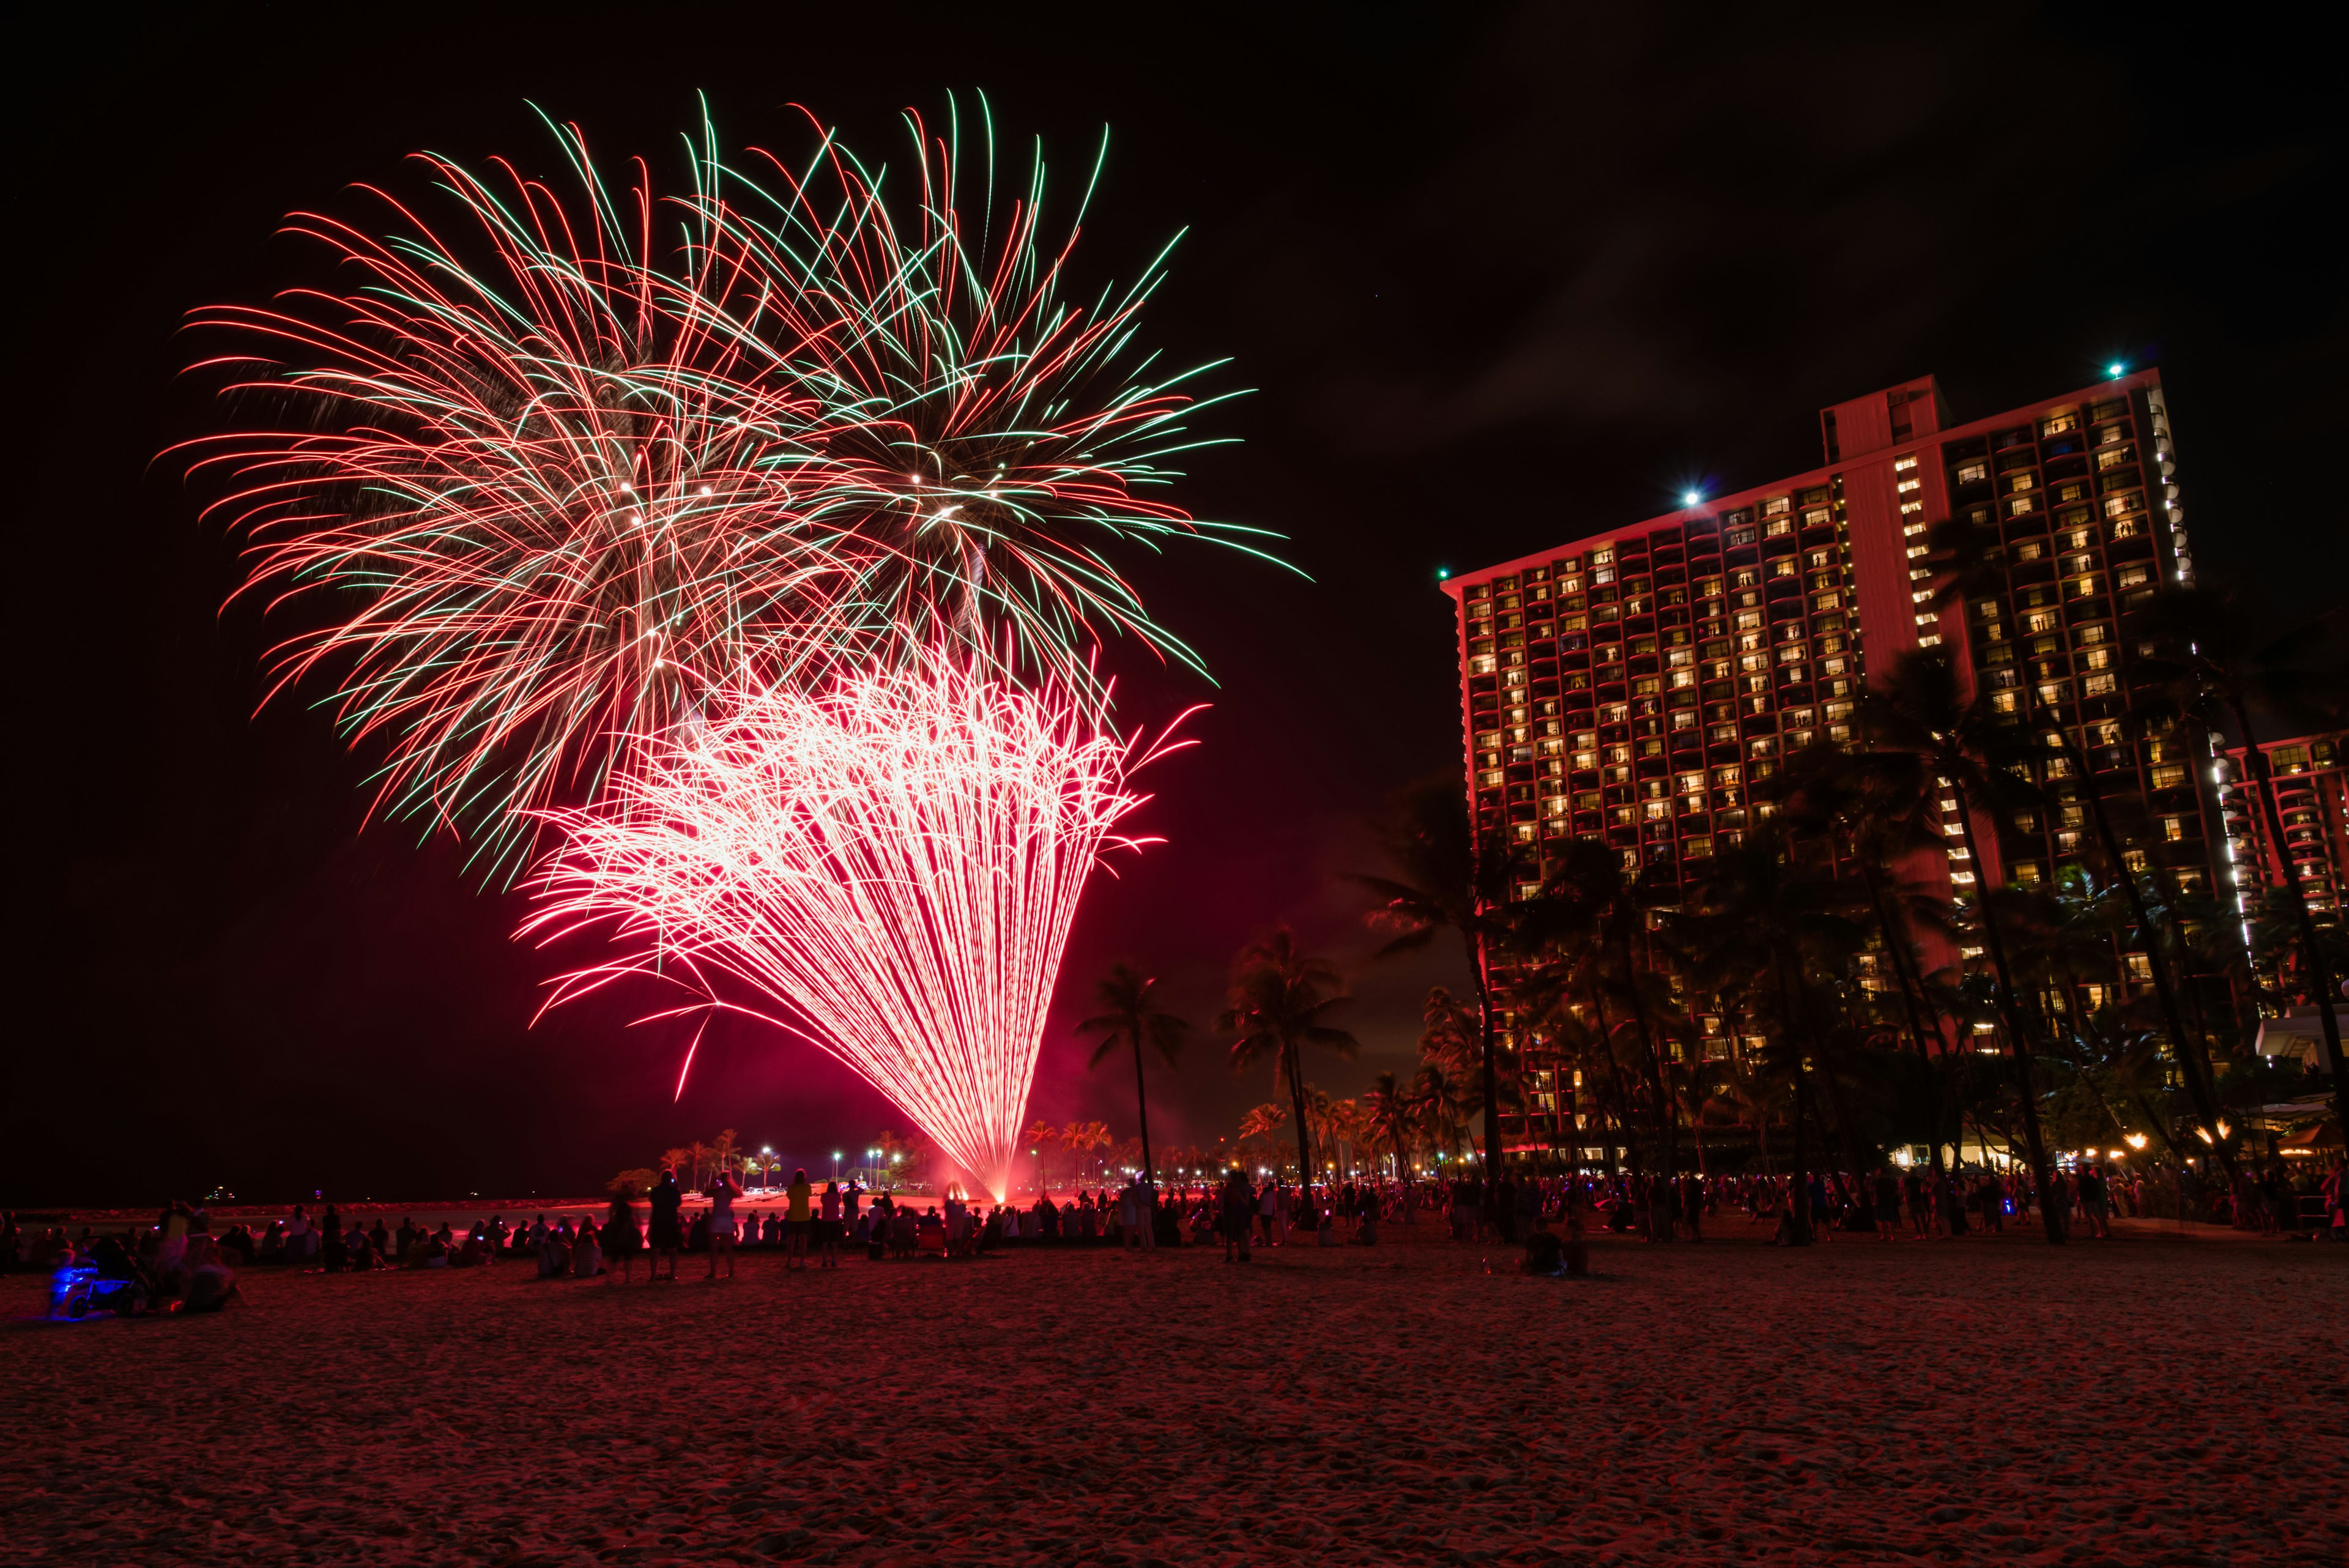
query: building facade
[
  {"left": 2219, "top": 732, "right": 2346, "bottom": 920},
  {"left": 1442, "top": 369, "right": 2221, "bottom": 1150}
]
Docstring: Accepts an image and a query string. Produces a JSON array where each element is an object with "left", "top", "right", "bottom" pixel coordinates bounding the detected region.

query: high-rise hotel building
[{"left": 1442, "top": 370, "right": 2216, "bottom": 1146}]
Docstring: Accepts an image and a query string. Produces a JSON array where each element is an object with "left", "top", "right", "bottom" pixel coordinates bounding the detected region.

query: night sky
[{"left": 9, "top": 6, "right": 2342, "bottom": 1206}]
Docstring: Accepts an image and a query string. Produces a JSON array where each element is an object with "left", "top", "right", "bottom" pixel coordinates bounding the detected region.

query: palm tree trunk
[
  {"left": 1949, "top": 780, "right": 2065, "bottom": 1244},
  {"left": 1283, "top": 1041, "right": 1316, "bottom": 1192},
  {"left": 1615, "top": 915, "right": 1674, "bottom": 1181},
  {"left": 1130, "top": 1035, "right": 1157, "bottom": 1199},
  {"left": 1585, "top": 978, "right": 1630, "bottom": 1175},
  {"left": 2227, "top": 696, "right": 2349, "bottom": 1151},
  {"left": 1466, "top": 929, "right": 1504, "bottom": 1220},
  {"left": 1860, "top": 861, "right": 1949, "bottom": 1180},
  {"left": 2054, "top": 729, "right": 2236, "bottom": 1167},
  {"left": 1815, "top": 1049, "right": 1874, "bottom": 1200},
  {"left": 1768, "top": 945, "right": 1812, "bottom": 1246}
]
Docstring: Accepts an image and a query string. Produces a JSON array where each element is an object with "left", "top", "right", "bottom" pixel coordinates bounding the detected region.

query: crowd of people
[{"left": 9, "top": 1153, "right": 2340, "bottom": 1310}]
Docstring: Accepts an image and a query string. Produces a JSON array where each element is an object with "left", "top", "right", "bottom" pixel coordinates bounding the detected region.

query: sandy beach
[{"left": 4, "top": 1219, "right": 2342, "bottom": 1566}]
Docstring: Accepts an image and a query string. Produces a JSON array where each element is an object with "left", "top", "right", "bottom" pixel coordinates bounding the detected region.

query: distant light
[
  {"left": 1682, "top": 491, "right": 1702, "bottom": 508},
  {"left": 2106, "top": 362, "right": 2125, "bottom": 378},
  {"left": 1436, "top": 567, "right": 1450, "bottom": 581}
]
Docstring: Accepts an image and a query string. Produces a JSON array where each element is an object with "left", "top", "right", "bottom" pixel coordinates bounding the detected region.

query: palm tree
[
  {"left": 2134, "top": 582, "right": 2349, "bottom": 1148},
  {"left": 1410, "top": 1062, "right": 1475, "bottom": 1167},
  {"left": 1532, "top": 837, "right": 1679, "bottom": 1180},
  {"left": 1364, "top": 1072, "right": 1416, "bottom": 1181},
  {"left": 709, "top": 1129, "right": 740, "bottom": 1186},
  {"left": 1216, "top": 930, "right": 1360, "bottom": 1187},
  {"left": 1352, "top": 776, "right": 1526, "bottom": 1203},
  {"left": 1709, "top": 1047, "right": 1783, "bottom": 1173},
  {"left": 1857, "top": 646, "right": 2066, "bottom": 1243},
  {"left": 1236, "top": 1102, "right": 1290, "bottom": 1177},
  {"left": 661, "top": 1146, "right": 691, "bottom": 1184},
  {"left": 1060, "top": 1120, "right": 1112, "bottom": 1184},
  {"left": 1417, "top": 987, "right": 1483, "bottom": 1083},
  {"left": 1078, "top": 964, "right": 1189, "bottom": 1198},
  {"left": 1681, "top": 826, "right": 1868, "bottom": 1244},
  {"left": 1920, "top": 516, "right": 2244, "bottom": 1165},
  {"left": 1776, "top": 744, "right": 1955, "bottom": 1168},
  {"left": 1022, "top": 1121, "right": 1058, "bottom": 1192}
]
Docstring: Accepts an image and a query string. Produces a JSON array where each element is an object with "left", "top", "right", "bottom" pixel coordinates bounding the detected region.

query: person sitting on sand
[
  {"left": 571, "top": 1219, "right": 603, "bottom": 1279},
  {"left": 213, "top": 1224, "right": 254, "bottom": 1265},
  {"left": 87, "top": 1235, "right": 152, "bottom": 1315},
  {"left": 536, "top": 1226, "right": 570, "bottom": 1278},
  {"left": 179, "top": 1258, "right": 242, "bottom": 1313},
  {"left": 706, "top": 1168, "right": 743, "bottom": 1281}
]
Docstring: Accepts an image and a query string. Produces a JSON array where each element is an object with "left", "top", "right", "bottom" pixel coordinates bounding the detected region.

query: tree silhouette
[{"left": 1078, "top": 963, "right": 1189, "bottom": 1195}]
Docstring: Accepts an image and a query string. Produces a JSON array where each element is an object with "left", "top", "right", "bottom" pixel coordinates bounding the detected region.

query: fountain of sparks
[{"left": 525, "top": 658, "right": 1181, "bottom": 1200}]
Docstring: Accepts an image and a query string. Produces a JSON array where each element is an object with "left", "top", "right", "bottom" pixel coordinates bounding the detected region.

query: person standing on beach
[
  {"left": 1220, "top": 1170, "right": 1253, "bottom": 1263},
  {"left": 647, "top": 1169, "right": 685, "bottom": 1282},
  {"left": 2079, "top": 1163, "right": 2111, "bottom": 1239},
  {"left": 819, "top": 1180, "right": 843, "bottom": 1268},
  {"left": 705, "top": 1168, "right": 743, "bottom": 1280},
  {"left": 785, "top": 1169, "right": 812, "bottom": 1271}
]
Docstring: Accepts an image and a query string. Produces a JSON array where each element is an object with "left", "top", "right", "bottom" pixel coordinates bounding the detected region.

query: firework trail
[
  {"left": 525, "top": 659, "right": 1183, "bottom": 1198},
  {"left": 180, "top": 99, "right": 1267, "bottom": 871}
]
